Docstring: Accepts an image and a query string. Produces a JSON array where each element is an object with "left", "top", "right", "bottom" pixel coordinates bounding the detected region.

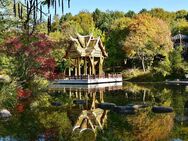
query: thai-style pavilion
[
  {"left": 172, "top": 33, "right": 188, "bottom": 59},
  {"left": 65, "top": 33, "right": 108, "bottom": 77},
  {"left": 172, "top": 33, "right": 188, "bottom": 48}
]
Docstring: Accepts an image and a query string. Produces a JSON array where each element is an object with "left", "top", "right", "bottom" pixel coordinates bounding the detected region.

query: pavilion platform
[{"left": 53, "top": 74, "right": 122, "bottom": 84}]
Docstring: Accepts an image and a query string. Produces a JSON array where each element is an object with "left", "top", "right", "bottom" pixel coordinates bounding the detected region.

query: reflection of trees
[
  {"left": 107, "top": 82, "right": 173, "bottom": 107},
  {"left": 31, "top": 93, "right": 72, "bottom": 140},
  {"left": 123, "top": 82, "right": 150, "bottom": 93},
  {"left": 97, "top": 111, "right": 174, "bottom": 141},
  {"left": 127, "top": 111, "right": 174, "bottom": 141}
]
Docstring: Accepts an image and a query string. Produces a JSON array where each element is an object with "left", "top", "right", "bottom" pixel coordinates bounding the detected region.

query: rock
[
  {"left": 0, "top": 75, "right": 11, "bottom": 83},
  {"left": 113, "top": 106, "right": 136, "bottom": 114},
  {"left": 152, "top": 106, "right": 173, "bottom": 113},
  {"left": 0, "top": 109, "right": 12, "bottom": 118},
  {"left": 98, "top": 102, "right": 116, "bottom": 110},
  {"left": 73, "top": 100, "right": 86, "bottom": 105},
  {"left": 51, "top": 102, "right": 62, "bottom": 106}
]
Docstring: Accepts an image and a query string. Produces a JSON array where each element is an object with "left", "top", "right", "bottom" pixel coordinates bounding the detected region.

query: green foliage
[
  {"left": 105, "top": 17, "right": 131, "bottom": 71},
  {"left": 0, "top": 81, "right": 17, "bottom": 109},
  {"left": 70, "top": 11, "right": 95, "bottom": 34},
  {"left": 168, "top": 46, "right": 186, "bottom": 78},
  {"left": 93, "top": 9, "right": 125, "bottom": 32},
  {"left": 0, "top": 54, "right": 15, "bottom": 75},
  {"left": 153, "top": 55, "right": 171, "bottom": 77},
  {"left": 171, "top": 19, "right": 188, "bottom": 35},
  {"left": 125, "top": 10, "right": 136, "bottom": 18},
  {"left": 147, "top": 8, "right": 176, "bottom": 24},
  {"left": 175, "top": 10, "right": 188, "bottom": 19}
]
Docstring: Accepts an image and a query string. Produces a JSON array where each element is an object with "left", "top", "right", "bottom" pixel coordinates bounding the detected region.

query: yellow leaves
[{"left": 123, "top": 13, "right": 173, "bottom": 59}]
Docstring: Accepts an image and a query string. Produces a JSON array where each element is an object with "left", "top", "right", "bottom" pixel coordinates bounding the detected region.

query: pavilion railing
[{"left": 57, "top": 74, "right": 122, "bottom": 80}]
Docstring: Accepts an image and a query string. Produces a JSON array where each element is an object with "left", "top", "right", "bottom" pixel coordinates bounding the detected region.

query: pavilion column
[
  {"left": 88, "top": 64, "right": 92, "bottom": 75},
  {"left": 90, "top": 57, "right": 95, "bottom": 75},
  {"left": 74, "top": 68, "right": 77, "bottom": 76},
  {"left": 68, "top": 67, "right": 71, "bottom": 77},
  {"left": 74, "top": 59, "right": 77, "bottom": 76},
  {"left": 77, "top": 57, "right": 81, "bottom": 76},
  {"left": 84, "top": 57, "right": 87, "bottom": 75},
  {"left": 99, "top": 57, "right": 104, "bottom": 76}
]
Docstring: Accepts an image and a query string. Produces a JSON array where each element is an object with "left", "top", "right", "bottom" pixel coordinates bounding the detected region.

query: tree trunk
[{"left": 141, "top": 58, "right": 146, "bottom": 72}]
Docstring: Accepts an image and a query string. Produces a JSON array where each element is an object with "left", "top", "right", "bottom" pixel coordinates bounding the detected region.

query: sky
[{"left": 61, "top": 0, "right": 188, "bottom": 15}]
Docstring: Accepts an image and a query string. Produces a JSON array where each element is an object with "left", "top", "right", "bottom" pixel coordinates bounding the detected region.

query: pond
[{"left": 0, "top": 82, "right": 188, "bottom": 141}]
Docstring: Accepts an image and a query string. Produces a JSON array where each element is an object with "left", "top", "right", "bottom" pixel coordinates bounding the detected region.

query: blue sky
[{"left": 61, "top": 0, "right": 188, "bottom": 15}]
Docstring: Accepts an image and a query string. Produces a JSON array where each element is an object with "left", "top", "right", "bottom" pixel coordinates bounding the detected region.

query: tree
[
  {"left": 139, "top": 9, "right": 148, "bottom": 14},
  {"left": 0, "top": 0, "right": 71, "bottom": 34},
  {"left": 105, "top": 17, "right": 131, "bottom": 71},
  {"left": 93, "top": 9, "right": 125, "bottom": 33},
  {"left": 2, "top": 33, "right": 56, "bottom": 81},
  {"left": 70, "top": 11, "right": 95, "bottom": 35},
  {"left": 51, "top": 15, "right": 61, "bottom": 32},
  {"left": 175, "top": 10, "right": 188, "bottom": 19},
  {"left": 171, "top": 19, "right": 188, "bottom": 35},
  {"left": 125, "top": 10, "right": 136, "bottom": 18},
  {"left": 146, "top": 8, "right": 176, "bottom": 28},
  {"left": 169, "top": 46, "right": 186, "bottom": 78},
  {"left": 123, "top": 14, "right": 173, "bottom": 72}
]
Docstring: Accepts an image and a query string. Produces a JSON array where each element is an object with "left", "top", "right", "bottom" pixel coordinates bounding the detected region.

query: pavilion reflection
[{"left": 48, "top": 82, "right": 122, "bottom": 136}]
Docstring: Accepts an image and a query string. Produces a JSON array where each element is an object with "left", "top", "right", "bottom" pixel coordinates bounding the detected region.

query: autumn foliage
[{"left": 3, "top": 33, "right": 57, "bottom": 80}]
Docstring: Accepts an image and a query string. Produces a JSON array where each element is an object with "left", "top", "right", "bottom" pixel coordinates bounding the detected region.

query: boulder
[
  {"left": 0, "top": 109, "right": 12, "bottom": 118},
  {"left": 0, "top": 75, "right": 11, "bottom": 83},
  {"left": 152, "top": 106, "right": 173, "bottom": 113}
]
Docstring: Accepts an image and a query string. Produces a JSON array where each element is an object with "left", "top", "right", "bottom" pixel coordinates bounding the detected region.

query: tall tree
[
  {"left": 123, "top": 14, "right": 173, "bottom": 72},
  {"left": 105, "top": 17, "right": 131, "bottom": 71},
  {"left": 171, "top": 19, "right": 188, "bottom": 35},
  {"left": 93, "top": 9, "right": 125, "bottom": 33},
  {"left": 147, "top": 8, "right": 176, "bottom": 25}
]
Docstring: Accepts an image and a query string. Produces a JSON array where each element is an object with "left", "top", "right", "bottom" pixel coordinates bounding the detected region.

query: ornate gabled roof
[
  {"left": 65, "top": 33, "right": 108, "bottom": 58},
  {"left": 172, "top": 34, "right": 188, "bottom": 41}
]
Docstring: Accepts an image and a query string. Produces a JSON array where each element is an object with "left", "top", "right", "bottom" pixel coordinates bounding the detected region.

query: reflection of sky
[{"left": 0, "top": 136, "right": 17, "bottom": 141}]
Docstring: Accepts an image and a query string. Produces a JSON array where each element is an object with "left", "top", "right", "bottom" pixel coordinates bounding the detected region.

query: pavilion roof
[
  {"left": 172, "top": 34, "right": 188, "bottom": 41},
  {"left": 65, "top": 33, "right": 108, "bottom": 58}
]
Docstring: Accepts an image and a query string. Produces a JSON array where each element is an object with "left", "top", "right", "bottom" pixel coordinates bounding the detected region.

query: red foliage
[
  {"left": 17, "top": 88, "right": 32, "bottom": 99},
  {"left": 16, "top": 103, "right": 25, "bottom": 112},
  {"left": 4, "top": 33, "right": 57, "bottom": 80}
]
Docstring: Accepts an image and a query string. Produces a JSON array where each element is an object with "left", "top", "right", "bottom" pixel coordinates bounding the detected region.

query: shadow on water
[{"left": 1, "top": 82, "right": 188, "bottom": 140}]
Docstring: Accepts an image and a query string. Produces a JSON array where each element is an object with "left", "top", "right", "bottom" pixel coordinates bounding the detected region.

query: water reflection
[
  {"left": 1, "top": 82, "right": 188, "bottom": 140},
  {"left": 48, "top": 82, "right": 123, "bottom": 141}
]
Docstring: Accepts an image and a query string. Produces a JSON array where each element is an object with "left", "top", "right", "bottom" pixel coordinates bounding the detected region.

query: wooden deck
[{"left": 53, "top": 74, "right": 122, "bottom": 84}]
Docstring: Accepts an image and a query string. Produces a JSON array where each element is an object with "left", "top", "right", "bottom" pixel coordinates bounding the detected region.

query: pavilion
[
  {"left": 54, "top": 33, "right": 122, "bottom": 84},
  {"left": 172, "top": 33, "right": 188, "bottom": 59},
  {"left": 65, "top": 33, "right": 108, "bottom": 77}
]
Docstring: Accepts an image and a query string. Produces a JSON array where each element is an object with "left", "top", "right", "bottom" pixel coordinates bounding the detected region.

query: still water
[{"left": 0, "top": 82, "right": 188, "bottom": 141}]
